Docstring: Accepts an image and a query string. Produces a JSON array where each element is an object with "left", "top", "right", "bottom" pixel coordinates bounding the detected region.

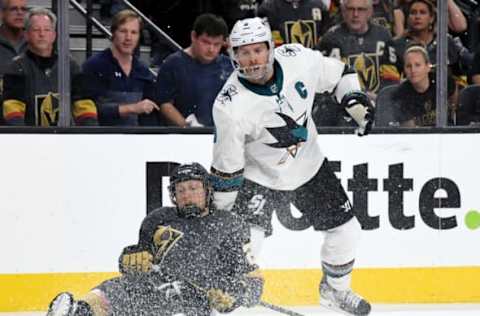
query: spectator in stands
[
  {"left": 328, "top": 0, "right": 395, "bottom": 33},
  {"left": 155, "top": 13, "right": 232, "bottom": 127},
  {"left": 257, "top": 0, "right": 332, "bottom": 49},
  {"left": 0, "top": 0, "right": 27, "bottom": 71},
  {"left": 82, "top": 9, "right": 159, "bottom": 126},
  {"left": 0, "top": 0, "right": 28, "bottom": 125},
  {"left": 393, "top": 0, "right": 467, "bottom": 39},
  {"left": 392, "top": 0, "right": 472, "bottom": 87},
  {"left": 317, "top": 0, "right": 399, "bottom": 101},
  {"left": 2, "top": 7, "right": 97, "bottom": 126},
  {"left": 390, "top": 44, "right": 456, "bottom": 127}
]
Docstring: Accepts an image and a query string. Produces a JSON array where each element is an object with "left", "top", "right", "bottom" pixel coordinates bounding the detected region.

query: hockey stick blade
[{"left": 259, "top": 301, "right": 305, "bottom": 316}]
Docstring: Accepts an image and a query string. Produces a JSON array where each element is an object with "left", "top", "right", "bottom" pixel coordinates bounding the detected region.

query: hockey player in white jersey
[{"left": 211, "top": 17, "right": 374, "bottom": 316}]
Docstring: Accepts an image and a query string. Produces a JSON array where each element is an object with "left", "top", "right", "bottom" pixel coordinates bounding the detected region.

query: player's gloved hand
[
  {"left": 341, "top": 91, "right": 375, "bottom": 136},
  {"left": 207, "top": 288, "right": 236, "bottom": 313},
  {"left": 356, "top": 105, "right": 374, "bottom": 136},
  {"left": 119, "top": 244, "right": 153, "bottom": 273}
]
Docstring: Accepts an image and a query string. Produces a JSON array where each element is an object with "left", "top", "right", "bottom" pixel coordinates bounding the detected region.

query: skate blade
[{"left": 320, "top": 298, "right": 358, "bottom": 316}]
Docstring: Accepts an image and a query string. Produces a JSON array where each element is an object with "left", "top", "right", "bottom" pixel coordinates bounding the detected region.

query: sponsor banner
[{"left": 0, "top": 133, "right": 478, "bottom": 274}]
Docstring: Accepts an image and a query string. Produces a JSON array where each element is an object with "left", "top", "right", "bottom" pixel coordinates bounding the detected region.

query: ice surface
[{"left": 3, "top": 304, "right": 480, "bottom": 316}]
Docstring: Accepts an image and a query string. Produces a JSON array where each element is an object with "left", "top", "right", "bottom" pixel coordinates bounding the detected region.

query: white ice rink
[{"left": 3, "top": 304, "right": 480, "bottom": 316}]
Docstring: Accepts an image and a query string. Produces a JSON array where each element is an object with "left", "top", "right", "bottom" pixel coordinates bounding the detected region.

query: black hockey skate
[
  {"left": 46, "top": 292, "right": 75, "bottom": 316},
  {"left": 319, "top": 277, "right": 371, "bottom": 316}
]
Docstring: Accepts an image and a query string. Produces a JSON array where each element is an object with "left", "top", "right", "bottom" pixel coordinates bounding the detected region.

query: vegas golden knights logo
[
  {"left": 35, "top": 92, "right": 60, "bottom": 126},
  {"left": 153, "top": 225, "right": 184, "bottom": 263},
  {"left": 348, "top": 53, "right": 380, "bottom": 93},
  {"left": 285, "top": 20, "right": 317, "bottom": 48}
]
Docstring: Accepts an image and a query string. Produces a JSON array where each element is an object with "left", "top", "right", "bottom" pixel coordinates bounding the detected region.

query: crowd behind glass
[{"left": 0, "top": 0, "right": 479, "bottom": 129}]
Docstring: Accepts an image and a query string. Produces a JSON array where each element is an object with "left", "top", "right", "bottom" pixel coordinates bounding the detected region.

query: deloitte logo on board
[
  {"left": 275, "top": 161, "right": 480, "bottom": 231},
  {"left": 146, "top": 161, "right": 479, "bottom": 231},
  {"left": 465, "top": 210, "right": 480, "bottom": 230}
]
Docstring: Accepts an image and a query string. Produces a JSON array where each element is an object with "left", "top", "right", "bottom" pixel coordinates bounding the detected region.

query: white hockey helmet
[{"left": 228, "top": 17, "right": 275, "bottom": 81}]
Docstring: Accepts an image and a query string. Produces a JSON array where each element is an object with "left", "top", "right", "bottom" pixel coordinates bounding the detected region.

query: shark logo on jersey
[
  {"left": 216, "top": 84, "right": 238, "bottom": 105},
  {"left": 278, "top": 44, "right": 301, "bottom": 57},
  {"left": 265, "top": 112, "right": 308, "bottom": 164}
]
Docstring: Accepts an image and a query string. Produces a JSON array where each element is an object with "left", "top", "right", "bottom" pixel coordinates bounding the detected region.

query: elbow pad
[{"left": 341, "top": 91, "right": 375, "bottom": 136}]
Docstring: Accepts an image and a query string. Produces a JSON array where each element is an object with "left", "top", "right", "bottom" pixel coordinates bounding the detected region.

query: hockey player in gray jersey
[
  {"left": 211, "top": 17, "right": 373, "bottom": 315},
  {"left": 46, "top": 163, "right": 263, "bottom": 316}
]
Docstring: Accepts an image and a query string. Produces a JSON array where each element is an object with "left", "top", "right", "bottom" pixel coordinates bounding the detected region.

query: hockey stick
[
  {"left": 259, "top": 300, "right": 306, "bottom": 316},
  {"left": 153, "top": 266, "right": 305, "bottom": 316}
]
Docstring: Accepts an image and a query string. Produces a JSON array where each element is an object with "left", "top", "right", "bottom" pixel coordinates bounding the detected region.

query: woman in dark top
[
  {"left": 392, "top": 0, "right": 471, "bottom": 81},
  {"left": 393, "top": 44, "right": 456, "bottom": 127}
]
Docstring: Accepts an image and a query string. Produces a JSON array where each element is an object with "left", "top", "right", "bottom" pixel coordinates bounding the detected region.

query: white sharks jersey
[{"left": 212, "top": 44, "right": 347, "bottom": 190}]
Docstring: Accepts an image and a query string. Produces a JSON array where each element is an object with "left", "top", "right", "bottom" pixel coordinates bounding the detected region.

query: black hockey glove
[
  {"left": 207, "top": 272, "right": 264, "bottom": 313},
  {"left": 119, "top": 244, "right": 153, "bottom": 273},
  {"left": 341, "top": 91, "right": 375, "bottom": 136}
]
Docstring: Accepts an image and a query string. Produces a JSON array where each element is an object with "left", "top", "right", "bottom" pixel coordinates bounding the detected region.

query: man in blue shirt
[
  {"left": 82, "top": 9, "right": 159, "bottom": 126},
  {"left": 155, "top": 13, "right": 232, "bottom": 127}
]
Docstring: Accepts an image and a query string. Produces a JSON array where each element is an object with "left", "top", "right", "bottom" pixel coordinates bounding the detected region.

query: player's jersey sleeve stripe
[{"left": 211, "top": 167, "right": 244, "bottom": 192}]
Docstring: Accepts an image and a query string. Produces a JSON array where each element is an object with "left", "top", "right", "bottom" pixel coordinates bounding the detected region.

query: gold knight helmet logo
[
  {"left": 351, "top": 53, "right": 379, "bottom": 93},
  {"left": 286, "top": 20, "right": 316, "bottom": 48},
  {"left": 35, "top": 92, "right": 60, "bottom": 126},
  {"left": 152, "top": 225, "right": 184, "bottom": 263}
]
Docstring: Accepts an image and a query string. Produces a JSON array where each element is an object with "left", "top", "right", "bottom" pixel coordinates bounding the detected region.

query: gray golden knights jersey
[
  {"left": 257, "top": 0, "right": 331, "bottom": 48},
  {"left": 212, "top": 44, "right": 348, "bottom": 190},
  {"left": 317, "top": 22, "right": 398, "bottom": 94}
]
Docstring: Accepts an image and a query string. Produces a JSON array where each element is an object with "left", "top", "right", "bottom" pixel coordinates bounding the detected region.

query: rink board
[{"left": 0, "top": 133, "right": 479, "bottom": 311}]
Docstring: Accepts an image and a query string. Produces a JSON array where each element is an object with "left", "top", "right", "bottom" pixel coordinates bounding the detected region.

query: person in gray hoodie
[{"left": 0, "top": 0, "right": 28, "bottom": 124}]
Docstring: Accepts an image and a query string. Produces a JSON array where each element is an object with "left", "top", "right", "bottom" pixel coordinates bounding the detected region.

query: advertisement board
[{"left": 0, "top": 133, "right": 478, "bottom": 310}]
